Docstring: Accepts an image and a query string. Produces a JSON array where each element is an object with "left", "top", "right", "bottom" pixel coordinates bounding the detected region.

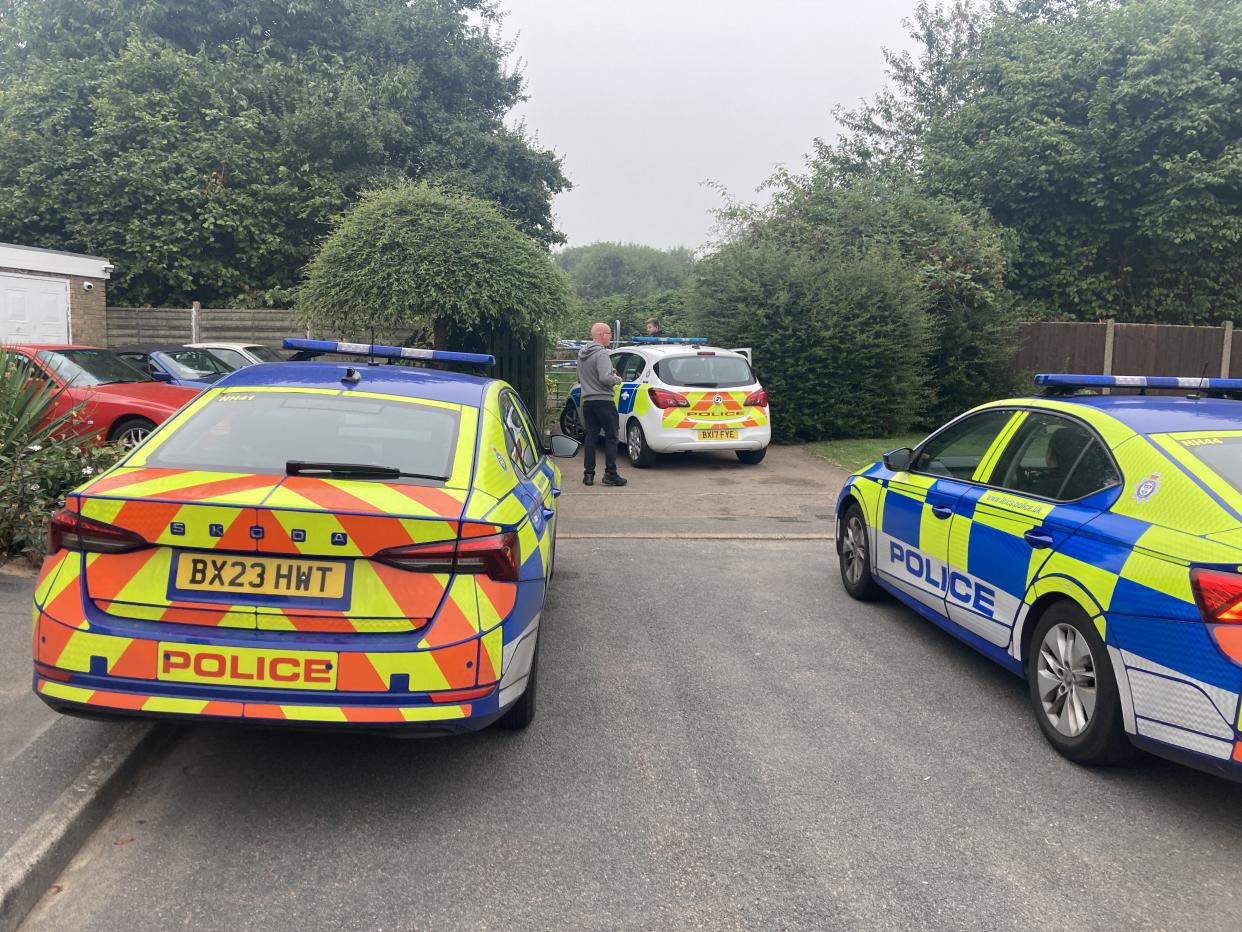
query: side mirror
[
  {"left": 150, "top": 370, "right": 173, "bottom": 383},
  {"left": 546, "top": 433, "right": 581, "bottom": 458},
  {"left": 883, "top": 447, "right": 914, "bottom": 472}
]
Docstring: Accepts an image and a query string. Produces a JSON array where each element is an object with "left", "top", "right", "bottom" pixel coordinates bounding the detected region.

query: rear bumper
[
  {"left": 35, "top": 674, "right": 507, "bottom": 734},
  {"left": 645, "top": 423, "right": 771, "bottom": 454}
]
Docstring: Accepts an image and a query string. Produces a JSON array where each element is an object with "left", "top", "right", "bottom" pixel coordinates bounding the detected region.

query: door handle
[
  {"left": 1024, "top": 529, "right": 1055, "bottom": 549},
  {"left": 931, "top": 504, "right": 953, "bottom": 520}
]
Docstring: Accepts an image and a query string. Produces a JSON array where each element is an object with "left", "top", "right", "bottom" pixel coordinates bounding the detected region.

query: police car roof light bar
[
  {"left": 1035, "top": 373, "right": 1242, "bottom": 394},
  {"left": 282, "top": 338, "right": 495, "bottom": 367},
  {"left": 629, "top": 336, "right": 708, "bottom": 345}
]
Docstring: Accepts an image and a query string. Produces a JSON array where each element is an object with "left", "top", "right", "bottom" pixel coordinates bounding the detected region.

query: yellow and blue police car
[
  {"left": 837, "top": 374, "right": 1242, "bottom": 780},
  {"left": 560, "top": 337, "right": 771, "bottom": 467},
  {"left": 31, "top": 339, "right": 578, "bottom": 733}
]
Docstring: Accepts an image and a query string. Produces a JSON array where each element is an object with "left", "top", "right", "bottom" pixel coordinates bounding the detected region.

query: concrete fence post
[
  {"left": 190, "top": 301, "right": 201, "bottom": 343},
  {"left": 1222, "top": 320, "right": 1234, "bottom": 378},
  {"left": 1102, "top": 318, "right": 1116, "bottom": 394}
]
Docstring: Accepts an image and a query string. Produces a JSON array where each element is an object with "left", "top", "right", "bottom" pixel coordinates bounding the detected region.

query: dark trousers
[{"left": 582, "top": 399, "right": 620, "bottom": 476}]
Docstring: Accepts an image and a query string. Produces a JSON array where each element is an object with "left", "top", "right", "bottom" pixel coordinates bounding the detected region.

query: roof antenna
[
  {"left": 368, "top": 327, "right": 376, "bottom": 367},
  {"left": 1188, "top": 361, "right": 1209, "bottom": 400}
]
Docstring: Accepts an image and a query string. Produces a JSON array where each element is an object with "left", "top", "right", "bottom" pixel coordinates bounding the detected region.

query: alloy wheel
[
  {"left": 1036, "top": 623, "right": 1097, "bottom": 737},
  {"left": 118, "top": 426, "right": 150, "bottom": 449},
  {"left": 628, "top": 423, "right": 642, "bottom": 462},
  {"left": 842, "top": 514, "right": 867, "bottom": 586}
]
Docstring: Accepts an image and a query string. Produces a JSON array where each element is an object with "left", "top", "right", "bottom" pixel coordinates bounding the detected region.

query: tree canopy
[
  {"left": 0, "top": 0, "right": 568, "bottom": 307},
  {"left": 825, "top": 0, "right": 1242, "bottom": 324},
  {"left": 297, "top": 183, "right": 570, "bottom": 344}
]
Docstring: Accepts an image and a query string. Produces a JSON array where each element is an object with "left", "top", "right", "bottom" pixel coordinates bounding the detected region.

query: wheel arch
[{"left": 1016, "top": 577, "right": 1107, "bottom": 670}]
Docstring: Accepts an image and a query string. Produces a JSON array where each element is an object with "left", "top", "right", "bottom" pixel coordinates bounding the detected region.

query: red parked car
[{"left": 3, "top": 344, "right": 200, "bottom": 448}]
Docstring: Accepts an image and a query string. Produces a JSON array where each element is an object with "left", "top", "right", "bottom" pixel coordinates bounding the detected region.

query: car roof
[
  {"left": 113, "top": 345, "right": 198, "bottom": 354},
  {"left": 212, "top": 361, "right": 493, "bottom": 407},
  {"left": 1036, "top": 393, "right": 1242, "bottom": 434},
  {"left": 618, "top": 344, "right": 745, "bottom": 357},
  {"left": 7, "top": 343, "right": 99, "bottom": 352}
]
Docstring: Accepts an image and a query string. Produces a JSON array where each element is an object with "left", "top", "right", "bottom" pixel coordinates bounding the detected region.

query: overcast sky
[{"left": 498, "top": 0, "right": 919, "bottom": 252}]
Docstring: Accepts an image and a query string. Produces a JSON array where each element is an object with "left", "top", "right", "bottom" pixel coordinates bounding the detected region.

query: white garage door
[{"left": 0, "top": 272, "right": 70, "bottom": 343}]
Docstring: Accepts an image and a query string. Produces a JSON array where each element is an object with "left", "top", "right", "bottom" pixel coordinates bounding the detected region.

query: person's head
[
  {"left": 645, "top": 318, "right": 662, "bottom": 336},
  {"left": 590, "top": 322, "right": 612, "bottom": 347}
]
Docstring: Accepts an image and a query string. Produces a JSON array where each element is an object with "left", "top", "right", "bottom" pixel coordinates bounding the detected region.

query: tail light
[
  {"left": 648, "top": 387, "right": 689, "bottom": 409},
  {"left": 47, "top": 509, "right": 149, "bottom": 554},
  {"left": 744, "top": 388, "right": 769, "bottom": 407},
  {"left": 1191, "top": 568, "right": 1242, "bottom": 623},
  {"left": 374, "top": 532, "right": 521, "bottom": 581}
]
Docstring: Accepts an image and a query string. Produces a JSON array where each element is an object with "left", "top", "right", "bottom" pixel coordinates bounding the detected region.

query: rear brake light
[
  {"left": 429, "top": 685, "right": 495, "bottom": 704},
  {"left": 648, "top": 387, "right": 690, "bottom": 409},
  {"left": 696, "top": 351, "right": 716, "bottom": 356},
  {"left": 1191, "top": 568, "right": 1242, "bottom": 623},
  {"left": 744, "top": 388, "right": 768, "bottom": 407},
  {"left": 47, "top": 509, "right": 149, "bottom": 555},
  {"left": 374, "top": 532, "right": 521, "bottom": 581}
]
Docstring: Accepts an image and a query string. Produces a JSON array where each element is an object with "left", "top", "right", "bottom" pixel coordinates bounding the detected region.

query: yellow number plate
[
  {"left": 157, "top": 642, "right": 338, "bottom": 690},
  {"left": 697, "top": 429, "right": 740, "bottom": 441},
  {"left": 174, "top": 554, "right": 347, "bottom": 598}
]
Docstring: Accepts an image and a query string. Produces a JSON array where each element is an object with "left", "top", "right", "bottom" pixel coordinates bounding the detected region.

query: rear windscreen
[
  {"left": 145, "top": 392, "right": 461, "bottom": 481},
  {"left": 1178, "top": 436, "right": 1242, "bottom": 493},
  {"left": 655, "top": 355, "right": 754, "bottom": 388}
]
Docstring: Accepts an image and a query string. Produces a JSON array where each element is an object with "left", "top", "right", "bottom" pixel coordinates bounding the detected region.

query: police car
[
  {"left": 559, "top": 337, "right": 771, "bottom": 467},
  {"left": 31, "top": 339, "right": 578, "bottom": 733},
  {"left": 837, "top": 374, "right": 1242, "bottom": 780}
]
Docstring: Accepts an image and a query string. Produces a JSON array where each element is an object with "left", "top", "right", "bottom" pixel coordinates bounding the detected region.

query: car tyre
[
  {"left": 495, "top": 642, "right": 538, "bottom": 730},
  {"left": 1027, "top": 602, "right": 1134, "bottom": 767},
  {"left": 559, "top": 402, "right": 585, "bottom": 442},
  {"left": 627, "top": 420, "right": 656, "bottom": 468},
  {"left": 108, "top": 416, "right": 156, "bottom": 450},
  {"left": 736, "top": 447, "right": 767, "bottom": 465},
  {"left": 838, "top": 502, "right": 884, "bottom": 601}
]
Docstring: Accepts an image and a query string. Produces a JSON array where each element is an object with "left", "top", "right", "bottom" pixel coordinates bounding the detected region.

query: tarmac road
[{"left": 19, "top": 450, "right": 1242, "bottom": 931}]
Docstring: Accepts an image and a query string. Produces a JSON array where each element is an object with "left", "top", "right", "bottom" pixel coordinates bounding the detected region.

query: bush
[
  {"left": 695, "top": 238, "right": 934, "bottom": 441},
  {"left": 0, "top": 359, "right": 124, "bottom": 563}
]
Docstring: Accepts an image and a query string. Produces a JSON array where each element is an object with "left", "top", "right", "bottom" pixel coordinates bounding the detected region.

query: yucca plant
[{"left": 0, "top": 352, "right": 123, "bottom": 562}]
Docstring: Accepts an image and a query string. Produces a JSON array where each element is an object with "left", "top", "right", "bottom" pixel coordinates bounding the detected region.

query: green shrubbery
[{"left": 0, "top": 362, "right": 124, "bottom": 564}]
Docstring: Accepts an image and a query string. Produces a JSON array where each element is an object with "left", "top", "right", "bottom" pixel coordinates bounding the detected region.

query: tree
[
  {"left": 0, "top": 0, "right": 568, "bottom": 307},
  {"left": 297, "top": 183, "right": 570, "bottom": 349},
  {"left": 923, "top": 0, "right": 1242, "bottom": 322},
  {"left": 556, "top": 242, "right": 695, "bottom": 301},
  {"left": 695, "top": 234, "right": 934, "bottom": 442}
]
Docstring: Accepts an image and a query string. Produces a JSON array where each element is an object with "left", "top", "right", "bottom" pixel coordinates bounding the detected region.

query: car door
[
  {"left": 875, "top": 409, "right": 1018, "bottom": 616},
  {"left": 945, "top": 410, "right": 1122, "bottom": 648},
  {"left": 498, "top": 390, "right": 553, "bottom": 579},
  {"left": 615, "top": 352, "right": 647, "bottom": 418}
]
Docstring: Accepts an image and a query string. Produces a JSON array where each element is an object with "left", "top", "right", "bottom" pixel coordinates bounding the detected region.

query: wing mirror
[
  {"left": 546, "top": 433, "right": 581, "bottom": 458},
  {"left": 883, "top": 447, "right": 914, "bottom": 472},
  {"left": 150, "top": 370, "right": 173, "bottom": 383}
]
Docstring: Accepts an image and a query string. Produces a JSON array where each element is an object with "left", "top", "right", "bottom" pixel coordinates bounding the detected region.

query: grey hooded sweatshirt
[{"left": 577, "top": 342, "right": 620, "bottom": 401}]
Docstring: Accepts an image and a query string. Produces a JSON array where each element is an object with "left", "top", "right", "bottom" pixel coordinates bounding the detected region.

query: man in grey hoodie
[{"left": 576, "top": 322, "right": 628, "bottom": 486}]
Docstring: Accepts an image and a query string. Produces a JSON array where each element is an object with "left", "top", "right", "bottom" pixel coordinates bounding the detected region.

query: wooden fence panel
[
  {"left": 199, "top": 308, "right": 301, "bottom": 344},
  {"left": 1014, "top": 321, "right": 1107, "bottom": 374},
  {"left": 1112, "top": 323, "right": 1223, "bottom": 377},
  {"left": 105, "top": 308, "right": 193, "bottom": 345}
]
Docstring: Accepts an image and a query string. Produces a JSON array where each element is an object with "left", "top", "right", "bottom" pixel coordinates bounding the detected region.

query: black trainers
[
  {"left": 583, "top": 473, "right": 594, "bottom": 486},
  {"left": 602, "top": 473, "right": 627, "bottom": 487}
]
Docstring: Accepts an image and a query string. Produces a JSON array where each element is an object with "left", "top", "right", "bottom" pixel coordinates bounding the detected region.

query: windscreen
[
  {"left": 202, "top": 348, "right": 249, "bottom": 370},
  {"left": 161, "top": 349, "right": 235, "bottom": 381},
  {"left": 144, "top": 392, "right": 462, "bottom": 480},
  {"left": 246, "top": 345, "right": 282, "bottom": 362},
  {"left": 1178, "top": 436, "right": 1242, "bottom": 494},
  {"left": 37, "top": 349, "right": 150, "bottom": 386},
  {"left": 655, "top": 354, "right": 754, "bottom": 388}
]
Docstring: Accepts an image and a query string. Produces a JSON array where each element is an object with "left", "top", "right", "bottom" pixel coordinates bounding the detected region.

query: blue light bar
[
  {"left": 1035, "top": 373, "right": 1242, "bottom": 391},
  {"left": 629, "top": 336, "right": 708, "bottom": 344},
  {"left": 283, "top": 338, "right": 494, "bottom": 366}
]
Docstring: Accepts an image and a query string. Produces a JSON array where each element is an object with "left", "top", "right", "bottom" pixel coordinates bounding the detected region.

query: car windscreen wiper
[{"left": 285, "top": 460, "right": 447, "bottom": 482}]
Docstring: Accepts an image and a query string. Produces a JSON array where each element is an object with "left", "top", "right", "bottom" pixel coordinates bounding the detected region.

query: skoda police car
[
  {"left": 838, "top": 374, "right": 1242, "bottom": 780},
  {"left": 31, "top": 340, "right": 577, "bottom": 733},
  {"left": 560, "top": 337, "right": 770, "bottom": 467}
]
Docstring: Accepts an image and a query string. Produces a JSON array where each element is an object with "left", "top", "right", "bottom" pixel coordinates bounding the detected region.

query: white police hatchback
[{"left": 560, "top": 339, "right": 771, "bottom": 467}]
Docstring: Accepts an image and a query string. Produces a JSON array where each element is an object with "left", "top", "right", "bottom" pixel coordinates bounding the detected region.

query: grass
[{"left": 805, "top": 434, "right": 927, "bottom": 473}]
